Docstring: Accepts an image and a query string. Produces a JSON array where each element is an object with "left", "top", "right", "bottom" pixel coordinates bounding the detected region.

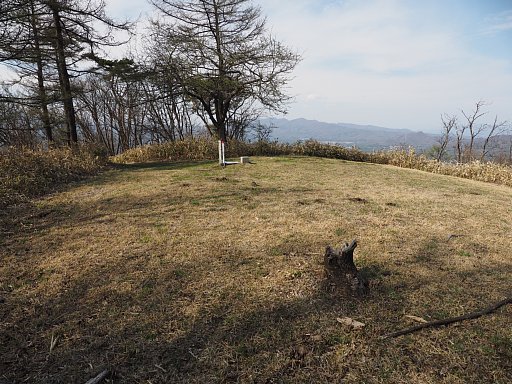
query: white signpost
[
  {"left": 218, "top": 140, "right": 248, "bottom": 166},
  {"left": 218, "top": 140, "right": 225, "bottom": 165}
]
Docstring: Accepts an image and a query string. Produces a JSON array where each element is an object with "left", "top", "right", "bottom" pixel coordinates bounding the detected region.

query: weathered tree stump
[{"left": 324, "top": 239, "right": 369, "bottom": 295}]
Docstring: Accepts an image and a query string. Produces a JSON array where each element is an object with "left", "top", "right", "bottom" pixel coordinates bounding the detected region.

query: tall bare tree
[
  {"left": 149, "top": 0, "right": 300, "bottom": 149},
  {"left": 479, "top": 115, "right": 508, "bottom": 161},
  {"left": 461, "top": 100, "right": 487, "bottom": 161},
  {"left": 444, "top": 101, "right": 507, "bottom": 163}
]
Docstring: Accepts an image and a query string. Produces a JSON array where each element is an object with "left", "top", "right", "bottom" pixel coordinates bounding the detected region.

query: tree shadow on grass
[
  {"left": 110, "top": 160, "right": 217, "bottom": 172},
  {"left": 0, "top": 249, "right": 378, "bottom": 384},
  {"left": 2, "top": 239, "right": 511, "bottom": 383}
]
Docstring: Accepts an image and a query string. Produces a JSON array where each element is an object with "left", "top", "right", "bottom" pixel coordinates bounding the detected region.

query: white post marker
[
  {"left": 218, "top": 140, "right": 224, "bottom": 166},
  {"left": 218, "top": 139, "right": 244, "bottom": 166}
]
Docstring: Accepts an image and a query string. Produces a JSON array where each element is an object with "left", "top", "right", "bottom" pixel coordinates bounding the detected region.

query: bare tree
[
  {"left": 445, "top": 101, "right": 507, "bottom": 163},
  {"left": 461, "top": 101, "right": 487, "bottom": 161},
  {"left": 480, "top": 115, "right": 507, "bottom": 161},
  {"left": 251, "top": 121, "right": 274, "bottom": 143},
  {"left": 435, "top": 113, "right": 456, "bottom": 161},
  {"left": 149, "top": 0, "right": 300, "bottom": 162},
  {"left": 0, "top": 88, "right": 44, "bottom": 147},
  {"left": 75, "top": 69, "right": 147, "bottom": 154},
  {"left": 139, "top": 59, "right": 196, "bottom": 142},
  {"left": 508, "top": 136, "right": 512, "bottom": 164},
  {"left": 454, "top": 119, "right": 467, "bottom": 163}
]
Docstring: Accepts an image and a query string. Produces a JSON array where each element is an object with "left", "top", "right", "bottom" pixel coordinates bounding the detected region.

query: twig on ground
[
  {"left": 85, "top": 370, "right": 109, "bottom": 384},
  {"left": 155, "top": 364, "right": 167, "bottom": 373},
  {"left": 381, "top": 295, "right": 512, "bottom": 339},
  {"left": 49, "top": 333, "right": 59, "bottom": 354}
]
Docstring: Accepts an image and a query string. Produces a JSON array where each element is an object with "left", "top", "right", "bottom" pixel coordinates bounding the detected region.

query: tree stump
[{"left": 324, "top": 239, "right": 369, "bottom": 295}]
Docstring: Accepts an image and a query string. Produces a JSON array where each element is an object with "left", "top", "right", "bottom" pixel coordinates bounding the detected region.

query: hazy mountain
[{"left": 260, "top": 117, "right": 438, "bottom": 152}]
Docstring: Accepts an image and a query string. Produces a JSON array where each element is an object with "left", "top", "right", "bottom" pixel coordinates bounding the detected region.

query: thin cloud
[
  {"left": 262, "top": 0, "right": 462, "bottom": 75},
  {"left": 259, "top": 0, "right": 512, "bottom": 131},
  {"left": 481, "top": 10, "right": 512, "bottom": 35}
]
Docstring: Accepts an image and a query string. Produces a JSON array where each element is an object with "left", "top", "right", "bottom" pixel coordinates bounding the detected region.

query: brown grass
[
  {"left": 0, "top": 145, "right": 107, "bottom": 209},
  {"left": 1, "top": 157, "right": 511, "bottom": 383},
  {"left": 111, "top": 139, "right": 512, "bottom": 188}
]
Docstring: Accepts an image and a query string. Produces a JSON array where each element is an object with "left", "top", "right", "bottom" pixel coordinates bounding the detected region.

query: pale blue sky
[
  {"left": 254, "top": 0, "right": 512, "bottom": 132},
  {"left": 6, "top": 0, "right": 512, "bottom": 133}
]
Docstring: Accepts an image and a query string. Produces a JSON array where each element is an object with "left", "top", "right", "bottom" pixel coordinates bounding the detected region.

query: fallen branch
[
  {"left": 85, "top": 370, "right": 109, "bottom": 384},
  {"left": 381, "top": 296, "right": 512, "bottom": 339}
]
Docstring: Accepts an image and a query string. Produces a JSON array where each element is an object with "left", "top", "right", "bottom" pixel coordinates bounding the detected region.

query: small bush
[{"left": 111, "top": 138, "right": 218, "bottom": 163}]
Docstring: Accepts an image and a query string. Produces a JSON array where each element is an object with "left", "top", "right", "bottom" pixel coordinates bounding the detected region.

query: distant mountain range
[{"left": 260, "top": 118, "right": 438, "bottom": 152}]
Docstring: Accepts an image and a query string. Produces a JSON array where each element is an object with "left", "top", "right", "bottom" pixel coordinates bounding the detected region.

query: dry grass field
[{"left": 1, "top": 156, "right": 511, "bottom": 383}]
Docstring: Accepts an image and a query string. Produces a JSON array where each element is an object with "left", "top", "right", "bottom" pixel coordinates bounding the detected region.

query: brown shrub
[
  {"left": 0, "top": 145, "right": 107, "bottom": 208},
  {"left": 383, "top": 149, "right": 512, "bottom": 187}
]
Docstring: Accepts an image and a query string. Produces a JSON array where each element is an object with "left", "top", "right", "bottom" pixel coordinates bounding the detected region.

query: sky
[
  {"left": 252, "top": 0, "right": 512, "bottom": 133},
  {"left": 5, "top": 0, "right": 512, "bottom": 133}
]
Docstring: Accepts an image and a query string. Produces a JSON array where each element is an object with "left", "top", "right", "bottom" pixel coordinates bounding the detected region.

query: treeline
[
  {"left": 0, "top": 0, "right": 299, "bottom": 154},
  {"left": 0, "top": 0, "right": 130, "bottom": 149}
]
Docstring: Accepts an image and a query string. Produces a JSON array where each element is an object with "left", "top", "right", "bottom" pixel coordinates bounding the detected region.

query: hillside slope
[{"left": 1, "top": 157, "right": 511, "bottom": 383}]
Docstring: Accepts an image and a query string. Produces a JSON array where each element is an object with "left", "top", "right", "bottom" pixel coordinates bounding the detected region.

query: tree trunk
[
  {"left": 217, "top": 122, "right": 227, "bottom": 143},
  {"left": 51, "top": 4, "right": 78, "bottom": 145},
  {"left": 324, "top": 240, "right": 369, "bottom": 295},
  {"left": 30, "top": 0, "right": 53, "bottom": 144}
]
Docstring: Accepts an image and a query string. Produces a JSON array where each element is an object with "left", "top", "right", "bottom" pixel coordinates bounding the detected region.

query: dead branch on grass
[
  {"left": 85, "top": 370, "right": 109, "bottom": 384},
  {"left": 381, "top": 295, "right": 512, "bottom": 339}
]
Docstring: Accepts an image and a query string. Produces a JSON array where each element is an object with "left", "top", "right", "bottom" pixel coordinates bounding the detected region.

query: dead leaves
[
  {"left": 337, "top": 317, "right": 365, "bottom": 330},
  {"left": 404, "top": 315, "right": 428, "bottom": 324}
]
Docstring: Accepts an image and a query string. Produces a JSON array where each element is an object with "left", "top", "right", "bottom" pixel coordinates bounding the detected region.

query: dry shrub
[
  {"left": 111, "top": 138, "right": 218, "bottom": 163},
  {"left": 110, "top": 138, "right": 292, "bottom": 163},
  {"left": 0, "top": 145, "right": 107, "bottom": 208},
  {"left": 384, "top": 149, "right": 512, "bottom": 187},
  {"left": 111, "top": 139, "right": 371, "bottom": 164}
]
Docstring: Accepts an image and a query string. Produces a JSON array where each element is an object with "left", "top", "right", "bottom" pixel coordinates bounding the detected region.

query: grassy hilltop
[{"left": 1, "top": 156, "right": 511, "bottom": 383}]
